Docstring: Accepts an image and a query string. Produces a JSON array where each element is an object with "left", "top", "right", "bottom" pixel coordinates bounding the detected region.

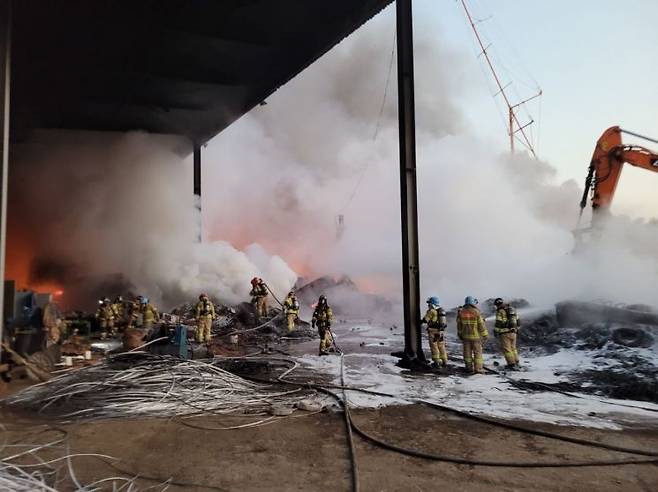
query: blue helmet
[
  {"left": 426, "top": 296, "right": 439, "bottom": 306},
  {"left": 464, "top": 296, "right": 478, "bottom": 306},
  {"left": 141, "top": 297, "right": 149, "bottom": 304}
]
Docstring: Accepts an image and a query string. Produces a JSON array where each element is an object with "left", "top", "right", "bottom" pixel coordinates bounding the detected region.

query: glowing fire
[{"left": 5, "top": 232, "right": 66, "bottom": 305}]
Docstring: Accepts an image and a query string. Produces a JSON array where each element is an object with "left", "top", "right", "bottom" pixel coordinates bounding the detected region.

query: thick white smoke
[
  {"left": 9, "top": 132, "right": 297, "bottom": 309},
  {"left": 8, "top": 7, "right": 658, "bottom": 313},
  {"left": 201, "top": 10, "right": 658, "bottom": 310}
]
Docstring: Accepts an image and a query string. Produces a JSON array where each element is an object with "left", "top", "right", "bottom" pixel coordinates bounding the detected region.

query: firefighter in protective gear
[
  {"left": 139, "top": 297, "right": 160, "bottom": 332},
  {"left": 111, "top": 296, "right": 126, "bottom": 330},
  {"left": 42, "top": 295, "right": 62, "bottom": 345},
  {"left": 195, "top": 294, "right": 216, "bottom": 343},
  {"left": 494, "top": 298, "right": 521, "bottom": 369},
  {"left": 128, "top": 296, "right": 143, "bottom": 328},
  {"left": 283, "top": 291, "right": 300, "bottom": 332},
  {"left": 96, "top": 298, "right": 116, "bottom": 339},
  {"left": 311, "top": 295, "right": 333, "bottom": 356},
  {"left": 420, "top": 296, "right": 448, "bottom": 367},
  {"left": 456, "top": 296, "right": 488, "bottom": 374},
  {"left": 249, "top": 278, "right": 269, "bottom": 318}
]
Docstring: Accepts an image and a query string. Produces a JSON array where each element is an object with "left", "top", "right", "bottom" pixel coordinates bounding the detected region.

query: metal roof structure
[
  {"left": 2, "top": 0, "right": 430, "bottom": 367},
  {"left": 10, "top": 0, "right": 393, "bottom": 143}
]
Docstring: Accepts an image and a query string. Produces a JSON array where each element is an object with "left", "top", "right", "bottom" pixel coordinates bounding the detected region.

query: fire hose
[
  {"left": 241, "top": 354, "right": 657, "bottom": 492},
  {"left": 264, "top": 283, "right": 284, "bottom": 308}
]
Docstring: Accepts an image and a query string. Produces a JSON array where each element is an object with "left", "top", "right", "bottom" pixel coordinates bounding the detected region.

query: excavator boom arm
[{"left": 581, "top": 126, "right": 658, "bottom": 213}]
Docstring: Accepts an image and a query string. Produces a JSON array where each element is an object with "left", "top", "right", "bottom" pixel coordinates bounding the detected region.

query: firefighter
[
  {"left": 42, "top": 294, "right": 62, "bottom": 345},
  {"left": 456, "top": 296, "right": 488, "bottom": 374},
  {"left": 139, "top": 297, "right": 160, "bottom": 332},
  {"left": 111, "top": 295, "right": 126, "bottom": 330},
  {"left": 283, "top": 291, "right": 300, "bottom": 332},
  {"left": 311, "top": 295, "right": 333, "bottom": 356},
  {"left": 493, "top": 298, "right": 521, "bottom": 369},
  {"left": 195, "top": 293, "right": 216, "bottom": 343},
  {"left": 249, "top": 277, "right": 269, "bottom": 318},
  {"left": 420, "top": 296, "right": 448, "bottom": 368},
  {"left": 127, "top": 295, "right": 143, "bottom": 329},
  {"left": 95, "top": 297, "right": 116, "bottom": 339}
]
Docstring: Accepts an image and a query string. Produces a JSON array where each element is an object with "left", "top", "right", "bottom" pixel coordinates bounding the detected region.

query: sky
[
  {"left": 188, "top": 0, "right": 658, "bottom": 308},
  {"left": 418, "top": 0, "right": 658, "bottom": 218},
  {"left": 211, "top": 0, "right": 658, "bottom": 220},
  {"left": 9, "top": 0, "right": 658, "bottom": 310}
]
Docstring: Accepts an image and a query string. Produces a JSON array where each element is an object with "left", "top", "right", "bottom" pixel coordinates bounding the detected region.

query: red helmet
[
  {"left": 251, "top": 277, "right": 259, "bottom": 285},
  {"left": 199, "top": 293, "right": 208, "bottom": 300}
]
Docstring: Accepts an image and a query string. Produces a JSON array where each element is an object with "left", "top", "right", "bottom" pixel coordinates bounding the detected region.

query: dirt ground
[{"left": 2, "top": 403, "right": 657, "bottom": 492}]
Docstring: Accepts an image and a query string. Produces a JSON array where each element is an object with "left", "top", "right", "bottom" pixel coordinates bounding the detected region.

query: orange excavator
[{"left": 578, "top": 126, "right": 658, "bottom": 231}]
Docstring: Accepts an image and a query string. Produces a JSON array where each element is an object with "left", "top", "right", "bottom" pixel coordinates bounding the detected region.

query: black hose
[
  {"left": 247, "top": 356, "right": 658, "bottom": 463},
  {"left": 277, "top": 355, "right": 359, "bottom": 492},
  {"left": 349, "top": 418, "right": 658, "bottom": 468},
  {"left": 418, "top": 399, "right": 658, "bottom": 457},
  {"left": 264, "top": 284, "right": 284, "bottom": 308},
  {"left": 331, "top": 361, "right": 658, "bottom": 468}
]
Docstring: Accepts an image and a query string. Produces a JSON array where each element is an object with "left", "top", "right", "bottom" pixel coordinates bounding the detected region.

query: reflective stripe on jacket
[
  {"left": 250, "top": 284, "right": 268, "bottom": 298},
  {"left": 112, "top": 303, "right": 124, "bottom": 318},
  {"left": 141, "top": 304, "right": 159, "bottom": 323},
  {"left": 457, "top": 305, "right": 488, "bottom": 340},
  {"left": 284, "top": 296, "right": 300, "bottom": 315},
  {"left": 423, "top": 307, "right": 447, "bottom": 330},
  {"left": 195, "top": 300, "right": 216, "bottom": 319},
  {"left": 95, "top": 305, "right": 115, "bottom": 321},
  {"left": 312, "top": 306, "right": 333, "bottom": 326},
  {"left": 494, "top": 305, "right": 520, "bottom": 334}
]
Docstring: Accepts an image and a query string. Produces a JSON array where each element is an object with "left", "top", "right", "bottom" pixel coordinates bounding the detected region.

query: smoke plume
[{"left": 7, "top": 8, "right": 658, "bottom": 313}]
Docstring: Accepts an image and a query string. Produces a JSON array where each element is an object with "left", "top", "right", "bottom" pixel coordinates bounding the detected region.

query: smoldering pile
[
  {"left": 295, "top": 276, "right": 394, "bottom": 318},
  {"left": 2, "top": 353, "right": 315, "bottom": 421},
  {"left": 501, "top": 300, "right": 658, "bottom": 403}
]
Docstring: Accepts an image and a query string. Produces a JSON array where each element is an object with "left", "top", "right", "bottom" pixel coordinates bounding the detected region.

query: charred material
[
  {"left": 295, "top": 275, "right": 392, "bottom": 316},
  {"left": 556, "top": 301, "right": 658, "bottom": 328}
]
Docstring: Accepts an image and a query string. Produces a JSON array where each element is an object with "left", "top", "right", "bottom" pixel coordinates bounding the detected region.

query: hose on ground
[
  {"left": 279, "top": 354, "right": 360, "bottom": 492},
  {"left": 349, "top": 417, "right": 658, "bottom": 468},
  {"left": 332, "top": 359, "right": 658, "bottom": 468},
  {"left": 245, "top": 356, "right": 658, "bottom": 466}
]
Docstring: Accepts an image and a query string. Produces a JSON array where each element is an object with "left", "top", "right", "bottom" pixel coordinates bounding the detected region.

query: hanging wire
[
  {"left": 339, "top": 27, "right": 397, "bottom": 215},
  {"left": 373, "top": 31, "right": 397, "bottom": 141}
]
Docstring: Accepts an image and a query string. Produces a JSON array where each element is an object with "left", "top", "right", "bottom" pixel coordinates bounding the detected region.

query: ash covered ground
[{"left": 281, "top": 295, "right": 658, "bottom": 430}]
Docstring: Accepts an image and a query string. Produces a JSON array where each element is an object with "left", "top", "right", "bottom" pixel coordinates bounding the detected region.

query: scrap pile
[
  {"left": 0, "top": 426, "right": 169, "bottom": 491},
  {"left": 3, "top": 353, "right": 313, "bottom": 421}
]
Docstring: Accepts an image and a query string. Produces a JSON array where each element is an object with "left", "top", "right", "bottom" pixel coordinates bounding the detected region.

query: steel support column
[
  {"left": 396, "top": 0, "right": 424, "bottom": 363},
  {"left": 193, "top": 141, "right": 202, "bottom": 243},
  {"left": 0, "top": 0, "right": 11, "bottom": 357}
]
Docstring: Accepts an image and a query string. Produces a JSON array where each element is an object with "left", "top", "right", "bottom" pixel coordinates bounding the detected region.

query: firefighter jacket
[
  {"left": 95, "top": 304, "right": 115, "bottom": 321},
  {"left": 112, "top": 302, "right": 125, "bottom": 319},
  {"left": 42, "top": 302, "right": 61, "bottom": 328},
  {"left": 494, "top": 305, "right": 521, "bottom": 334},
  {"left": 457, "top": 305, "right": 488, "bottom": 340},
  {"left": 140, "top": 304, "right": 160, "bottom": 323},
  {"left": 284, "top": 295, "right": 300, "bottom": 315},
  {"left": 423, "top": 307, "right": 447, "bottom": 330},
  {"left": 250, "top": 283, "right": 268, "bottom": 299},
  {"left": 195, "top": 300, "right": 216, "bottom": 319},
  {"left": 312, "top": 305, "right": 333, "bottom": 328},
  {"left": 129, "top": 301, "right": 140, "bottom": 320}
]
